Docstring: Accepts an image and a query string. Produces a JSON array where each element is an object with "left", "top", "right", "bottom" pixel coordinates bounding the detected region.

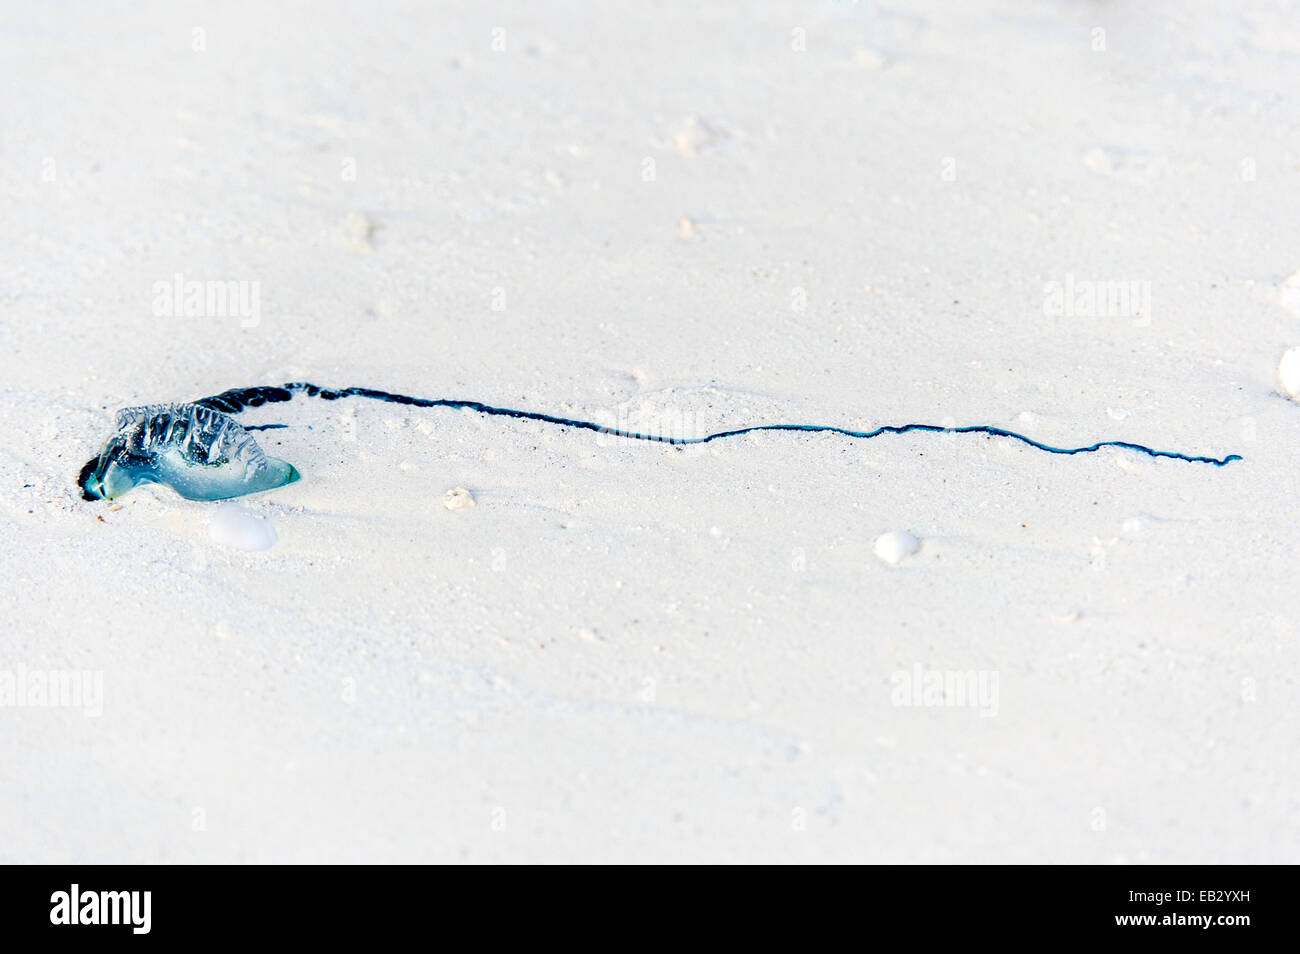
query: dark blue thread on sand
[{"left": 193, "top": 382, "right": 1242, "bottom": 467}]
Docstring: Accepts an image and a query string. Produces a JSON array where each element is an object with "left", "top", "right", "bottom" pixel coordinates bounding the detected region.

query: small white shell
[
  {"left": 208, "top": 503, "right": 278, "bottom": 550},
  {"left": 1279, "top": 347, "right": 1300, "bottom": 400},
  {"left": 443, "top": 487, "right": 476, "bottom": 511},
  {"left": 874, "top": 530, "right": 920, "bottom": 566}
]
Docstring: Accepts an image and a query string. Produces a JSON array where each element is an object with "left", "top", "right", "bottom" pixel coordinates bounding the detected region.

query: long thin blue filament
[{"left": 193, "top": 382, "right": 1242, "bottom": 467}]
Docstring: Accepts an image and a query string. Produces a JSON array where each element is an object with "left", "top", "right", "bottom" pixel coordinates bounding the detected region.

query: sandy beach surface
[{"left": 2, "top": 0, "right": 1298, "bottom": 862}]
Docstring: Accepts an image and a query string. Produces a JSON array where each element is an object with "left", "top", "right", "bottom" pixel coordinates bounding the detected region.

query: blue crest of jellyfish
[{"left": 80, "top": 403, "right": 300, "bottom": 501}]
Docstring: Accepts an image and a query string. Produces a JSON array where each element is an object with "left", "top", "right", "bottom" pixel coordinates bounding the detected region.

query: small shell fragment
[{"left": 443, "top": 487, "right": 476, "bottom": 511}]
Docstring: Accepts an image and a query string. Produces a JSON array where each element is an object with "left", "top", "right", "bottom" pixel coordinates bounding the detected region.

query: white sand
[{"left": 2, "top": 0, "right": 1298, "bottom": 862}]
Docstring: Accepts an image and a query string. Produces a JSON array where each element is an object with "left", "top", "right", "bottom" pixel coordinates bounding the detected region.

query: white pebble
[
  {"left": 208, "top": 503, "right": 277, "bottom": 551},
  {"left": 852, "top": 48, "right": 886, "bottom": 70},
  {"left": 1121, "top": 514, "right": 1154, "bottom": 537},
  {"left": 1279, "top": 270, "right": 1300, "bottom": 315},
  {"left": 346, "top": 211, "right": 374, "bottom": 250},
  {"left": 443, "top": 487, "right": 476, "bottom": 511},
  {"left": 874, "top": 530, "right": 920, "bottom": 565},
  {"left": 1278, "top": 347, "right": 1300, "bottom": 399}
]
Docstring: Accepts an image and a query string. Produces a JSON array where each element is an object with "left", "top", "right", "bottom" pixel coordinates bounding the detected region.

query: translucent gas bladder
[{"left": 80, "top": 403, "right": 299, "bottom": 501}]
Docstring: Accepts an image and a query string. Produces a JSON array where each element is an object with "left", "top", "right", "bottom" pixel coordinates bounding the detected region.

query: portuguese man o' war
[
  {"left": 79, "top": 403, "right": 299, "bottom": 501},
  {"left": 78, "top": 382, "right": 1242, "bottom": 502}
]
